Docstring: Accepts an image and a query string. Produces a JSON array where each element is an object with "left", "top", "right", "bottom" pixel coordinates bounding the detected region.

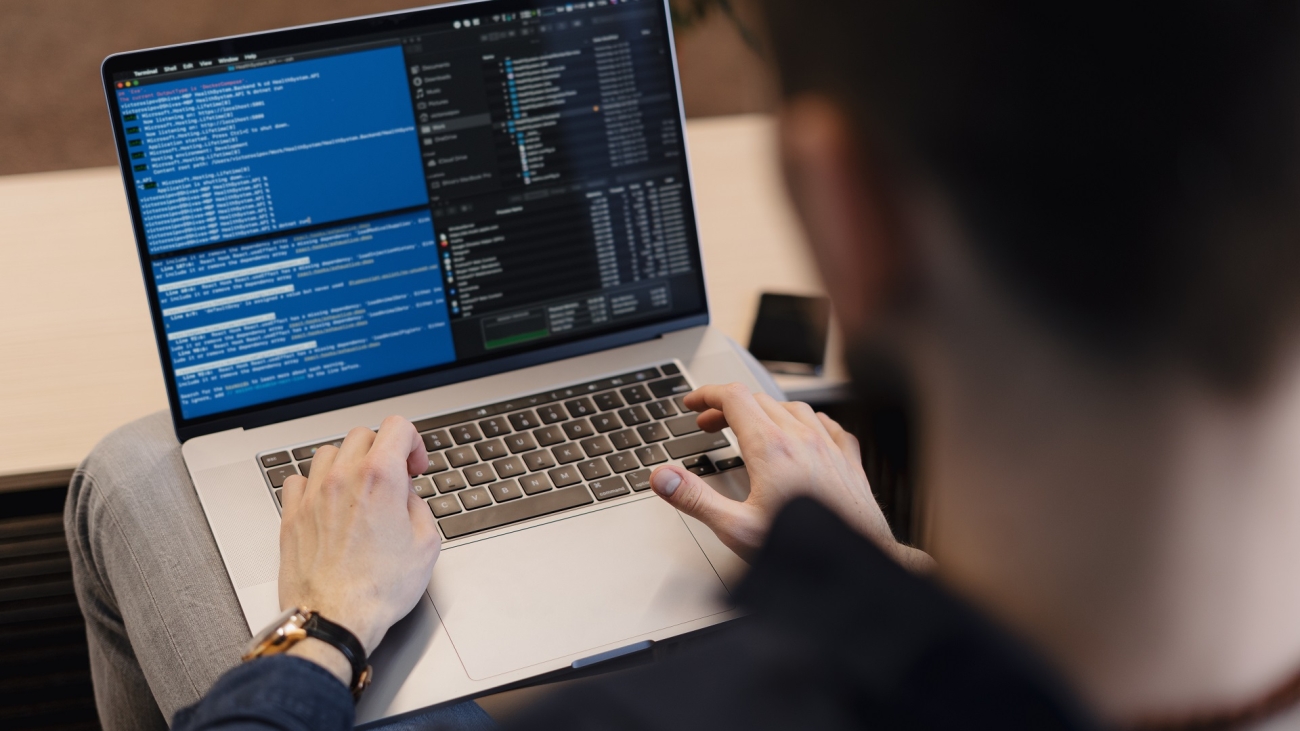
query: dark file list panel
[
  {"left": 117, "top": 46, "right": 428, "bottom": 255},
  {"left": 153, "top": 211, "right": 455, "bottom": 418}
]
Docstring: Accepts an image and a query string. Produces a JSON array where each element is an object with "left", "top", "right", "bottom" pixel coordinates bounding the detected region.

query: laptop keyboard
[{"left": 257, "top": 363, "right": 746, "bottom": 540}]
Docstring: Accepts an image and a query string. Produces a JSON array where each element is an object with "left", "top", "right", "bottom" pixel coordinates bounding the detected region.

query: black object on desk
[{"left": 747, "top": 293, "right": 831, "bottom": 376}]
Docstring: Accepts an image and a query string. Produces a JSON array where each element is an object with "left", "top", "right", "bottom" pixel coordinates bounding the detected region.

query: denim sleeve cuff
[{"left": 171, "top": 654, "right": 355, "bottom": 731}]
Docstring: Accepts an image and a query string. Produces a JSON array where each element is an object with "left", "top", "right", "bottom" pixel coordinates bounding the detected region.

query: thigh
[{"left": 66, "top": 411, "right": 252, "bottom": 724}]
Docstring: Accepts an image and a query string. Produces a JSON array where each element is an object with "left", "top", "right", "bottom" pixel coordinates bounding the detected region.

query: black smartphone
[{"left": 747, "top": 293, "right": 831, "bottom": 376}]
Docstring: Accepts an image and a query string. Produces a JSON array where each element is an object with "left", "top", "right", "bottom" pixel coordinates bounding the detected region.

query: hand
[
  {"left": 278, "top": 416, "right": 441, "bottom": 662},
  {"left": 650, "top": 383, "right": 933, "bottom": 570}
]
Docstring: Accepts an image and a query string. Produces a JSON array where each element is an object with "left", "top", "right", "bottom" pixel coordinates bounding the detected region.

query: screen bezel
[{"left": 100, "top": 0, "right": 711, "bottom": 443}]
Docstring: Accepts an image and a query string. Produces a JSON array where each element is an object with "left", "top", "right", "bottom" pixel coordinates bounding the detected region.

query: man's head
[{"left": 760, "top": 1, "right": 1300, "bottom": 391}]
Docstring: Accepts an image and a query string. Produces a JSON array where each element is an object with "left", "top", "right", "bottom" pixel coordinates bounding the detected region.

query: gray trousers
[{"left": 64, "top": 412, "right": 495, "bottom": 730}]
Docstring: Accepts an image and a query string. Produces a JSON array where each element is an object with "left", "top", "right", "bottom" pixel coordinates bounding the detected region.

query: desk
[{"left": 0, "top": 114, "right": 845, "bottom": 491}]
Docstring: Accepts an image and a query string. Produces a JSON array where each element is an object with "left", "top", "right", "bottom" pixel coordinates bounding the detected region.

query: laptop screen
[{"left": 105, "top": 0, "right": 706, "bottom": 426}]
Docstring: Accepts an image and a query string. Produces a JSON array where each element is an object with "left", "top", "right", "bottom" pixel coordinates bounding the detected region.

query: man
[{"left": 68, "top": 1, "right": 1300, "bottom": 729}]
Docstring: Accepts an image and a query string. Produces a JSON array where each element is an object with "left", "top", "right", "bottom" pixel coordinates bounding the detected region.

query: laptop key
[
  {"left": 715, "top": 456, "right": 745, "bottom": 471},
  {"left": 412, "top": 477, "right": 437, "bottom": 498},
  {"left": 292, "top": 440, "right": 340, "bottom": 461},
  {"left": 428, "top": 496, "right": 462, "bottom": 518},
  {"left": 615, "top": 406, "right": 646, "bottom": 428},
  {"left": 537, "top": 404, "right": 567, "bottom": 424},
  {"left": 460, "top": 487, "right": 493, "bottom": 510},
  {"left": 549, "top": 465, "right": 582, "bottom": 487},
  {"left": 299, "top": 459, "right": 313, "bottom": 478},
  {"left": 533, "top": 424, "right": 567, "bottom": 447},
  {"left": 422, "top": 430, "right": 452, "bottom": 451},
  {"left": 660, "top": 362, "right": 681, "bottom": 376},
  {"left": 580, "top": 435, "right": 614, "bottom": 457},
  {"left": 565, "top": 398, "right": 597, "bottom": 418},
  {"left": 523, "top": 449, "right": 557, "bottom": 471},
  {"left": 578, "top": 458, "right": 612, "bottom": 481},
  {"left": 608, "top": 452, "right": 640, "bottom": 473},
  {"left": 665, "top": 432, "right": 731, "bottom": 460},
  {"left": 508, "top": 409, "right": 540, "bottom": 430},
  {"left": 266, "top": 465, "right": 298, "bottom": 488},
  {"left": 452, "top": 423, "right": 483, "bottom": 444},
  {"left": 493, "top": 456, "right": 527, "bottom": 479},
  {"left": 274, "top": 488, "right": 283, "bottom": 506},
  {"left": 665, "top": 414, "right": 702, "bottom": 437},
  {"left": 520, "top": 473, "right": 553, "bottom": 495},
  {"left": 649, "top": 376, "right": 691, "bottom": 399},
  {"left": 505, "top": 432, "right": 538, "bottom": 453},
  {"left": 673, "top": 396, "right": 689, "bottom": 413},
  {"left": 439, "top": 486, "right": 593, "bottom": 540},
  {"left": 480, "top": 416, "right": 512, "bottom": 437},
  {"left": 424, "top": 452, "right": 449, "bottom": 474},
  {"left": 434, "top": 471, "right": 468, "bottom": 494},
  {"left": 464, "top": 465, "right": 496, "bottom": 486},
  {"left": 260, "top": 452, "right": 291, "bottom": 468},
  {"left": 562, "top": 419, "right": 594, "bottom": 440},
  {"left": 610, "top": 429, "right": 642, "bottom": 450},
  {"left": 683, "top": 455, "right": 717, "bottom": 476},
  {"left": 552, "top": 443, "right": 584, "bottom": 465},
  {"left": 594, "top": 391, "right": 625, "bottom": 411},
  {"left": 489, "top": 480, "right": 524, "bottom": 503},
  {"left": 589, "top": 476, "right": 630, "bottom": 501},
  {"left": 591, "top": 413, "right": 621, "bottom": 433},
  {"left": 475, "top": 439, "right": 507, "bottom": 460},
  {"left": 620, "top": 385, "right": 652, "bottom": 404},
  {"left": 626, "top": 469, "right": 653, "bottom": 492},
  {"left": 635, "top": 445, "right": 668, "bottom": 466},
  {"left": 446, "top": 446, "right": 478, "bottom": 468},
  {"left": 636, "top": 423, "right": 670, "bottom": 443},
  {"left": 646, "top": 399, "right": 678, "bottom": 420}
]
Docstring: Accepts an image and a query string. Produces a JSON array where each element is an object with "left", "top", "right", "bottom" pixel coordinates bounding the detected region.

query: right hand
[{"left": 649, "top": 383, "right": 932, "bottom": 570}]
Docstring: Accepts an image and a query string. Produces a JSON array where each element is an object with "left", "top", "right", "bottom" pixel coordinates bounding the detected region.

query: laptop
[{"left": 101, "top": 0, "right": 780, "bottom": 723}]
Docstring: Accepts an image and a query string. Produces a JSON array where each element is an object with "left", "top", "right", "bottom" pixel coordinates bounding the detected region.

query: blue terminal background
[
  {"left": 118, "top": 45, "right": 429, "bottom": 255},
  {"left": 153, "top": 211, "right": 456, "bottom": 418}
]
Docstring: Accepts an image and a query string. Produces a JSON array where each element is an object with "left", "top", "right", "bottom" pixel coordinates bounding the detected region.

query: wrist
[{"left": 287, "top": 637, "right": 353, "bottom": 688}]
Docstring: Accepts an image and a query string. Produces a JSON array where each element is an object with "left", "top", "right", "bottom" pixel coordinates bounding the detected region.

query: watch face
[{"left": 246, "top": 606, "right": 305, "bottom": 655}]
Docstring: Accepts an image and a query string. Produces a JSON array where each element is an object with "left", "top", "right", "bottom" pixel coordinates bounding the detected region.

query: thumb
[{"left": 651, "top": 465, "right": 745, "bottom": 530}]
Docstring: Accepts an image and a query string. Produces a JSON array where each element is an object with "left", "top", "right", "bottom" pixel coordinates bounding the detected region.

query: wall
[{"left": 0, "top": 0, "right": 775, "bottom": 176}]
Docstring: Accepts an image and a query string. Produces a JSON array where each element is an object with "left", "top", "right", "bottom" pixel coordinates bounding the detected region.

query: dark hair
[{"left": 759, "top": 1, "right": 1300, "bottom": 389}]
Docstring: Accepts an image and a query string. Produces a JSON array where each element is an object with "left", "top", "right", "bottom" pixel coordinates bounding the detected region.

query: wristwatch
[{"left": 243, "top": 607, "right": 373, "bottom": 700}]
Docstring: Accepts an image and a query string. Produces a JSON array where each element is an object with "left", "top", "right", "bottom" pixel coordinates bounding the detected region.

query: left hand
[{"left": 277, "top": 415, "right": 440, "bottom": 656}]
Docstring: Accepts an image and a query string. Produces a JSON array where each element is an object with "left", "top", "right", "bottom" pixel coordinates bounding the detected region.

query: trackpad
[{"left": 428, "top": 497, "right": 729, "bottom": 680}]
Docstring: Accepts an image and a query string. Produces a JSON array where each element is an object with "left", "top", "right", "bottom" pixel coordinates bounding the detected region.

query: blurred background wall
[{"left": 0, "top": 0, "right": 775, "bottom": 176}]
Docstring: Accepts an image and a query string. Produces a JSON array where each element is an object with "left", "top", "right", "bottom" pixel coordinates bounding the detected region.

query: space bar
[{"left": 439, "top": 486, "right": 594, "bottom": 539}]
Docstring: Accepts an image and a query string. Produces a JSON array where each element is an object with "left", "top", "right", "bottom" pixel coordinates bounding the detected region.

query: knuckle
[
  {"left": 724, "top": 382, "right": 750, "bottom": 399},
  {"left": 314, "top": 444, "right": 339, "bottom": 461},
  {"left": 348, "top": 426, "right": 373, "bottom": 441}
]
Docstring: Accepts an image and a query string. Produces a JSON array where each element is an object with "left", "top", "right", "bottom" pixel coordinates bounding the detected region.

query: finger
[
  {"left": 405, "top": 488, "right": 441, "bottom": 551},
  {"left": 695, "top": 408, "right": 729, "bottom": 432},
  {"left": 337, "top": 425, "right": 378, "bottom": 463},
  {"left": 753, "top": 392, "right": 805, "bottom": 432},
  {"left": 307, "top": 444, "right": 339, "bottom": 490},
  {"left": 683, "top": 384, "right": 778, "bottom": 445},
  {"left": 650, "top": 465, "right": 763, "bottom": 560},
  {"left": 818, "top": 413, "right": 863, "bottom": 467},
  {"left": 781, "top": 400, "right": 837, "bottom": 445},
  {"left": 280, "top": 474, "right": 307, "bottom": 516},
  {"left": 370, "top": 416, "right": 429, "bottom": 481}
]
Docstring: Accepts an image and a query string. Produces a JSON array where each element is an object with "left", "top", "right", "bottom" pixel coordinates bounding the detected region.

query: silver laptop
[{"left": 102, "top": 0, "right": 779, "bottom": 723}]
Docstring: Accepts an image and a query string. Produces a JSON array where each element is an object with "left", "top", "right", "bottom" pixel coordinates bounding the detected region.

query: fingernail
[{"left": 652, "top": 469, "right": 682, "bottom": 497}]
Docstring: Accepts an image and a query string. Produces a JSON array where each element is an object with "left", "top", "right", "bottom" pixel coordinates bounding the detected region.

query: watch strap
[{"left": 303, "top": 613, "right": 372, "bottom": 699}]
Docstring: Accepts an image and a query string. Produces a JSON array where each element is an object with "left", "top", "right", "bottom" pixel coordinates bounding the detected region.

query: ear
[{"left": 778, "top": 96, "right": 908, "bottom": 335}]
